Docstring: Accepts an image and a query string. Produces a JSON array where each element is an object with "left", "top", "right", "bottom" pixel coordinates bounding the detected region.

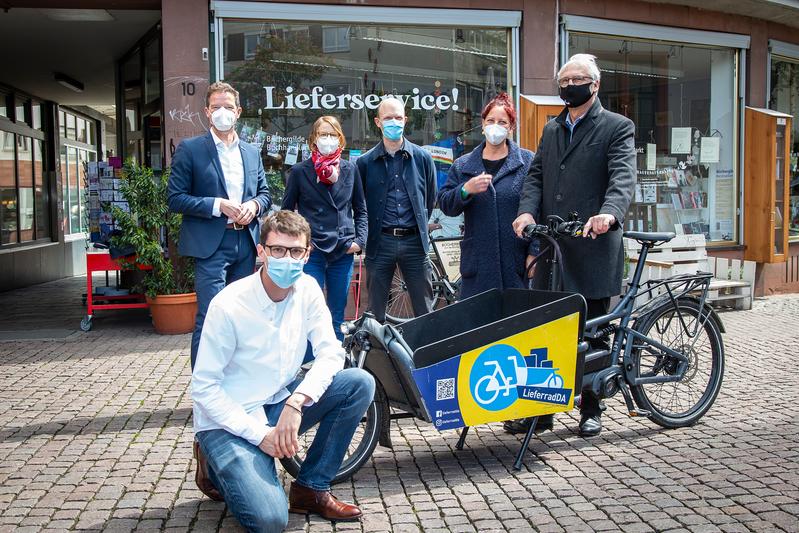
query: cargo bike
[{"left": 280, "top": 221, "right": 725, "bottom": 481}]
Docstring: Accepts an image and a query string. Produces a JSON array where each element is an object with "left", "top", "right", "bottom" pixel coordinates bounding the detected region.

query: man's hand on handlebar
[
  {"left": 583, "top": 214, "right": 616, "bottom": 239},
  {"left": 513, "top": 213, "right": 535, "bottom": 237}
]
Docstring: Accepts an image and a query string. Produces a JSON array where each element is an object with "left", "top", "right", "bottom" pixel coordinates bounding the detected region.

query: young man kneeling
[{"left": 191, "top": 210, "right": 373, "bottom": 532}]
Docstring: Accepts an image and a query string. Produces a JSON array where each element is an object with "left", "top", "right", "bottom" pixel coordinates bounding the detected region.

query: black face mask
[{"left": 559, "top": 82, "right": 594, "bottom": 108}]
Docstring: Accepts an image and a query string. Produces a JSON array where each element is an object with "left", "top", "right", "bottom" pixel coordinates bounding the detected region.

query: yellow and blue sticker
[{"left": 412, "top": 311, "right": 580, "bottom": 430}]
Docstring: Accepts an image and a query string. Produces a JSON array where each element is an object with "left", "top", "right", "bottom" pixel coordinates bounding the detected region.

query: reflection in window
[
  {"left": 322, "top": 26, "right": 350, "bottom": 53},
  {"left": 1, "top": 131, "right": 18, "bottom": 244},
  {"left": 223, "top": 20, "right": 510, "bottom": 211},
  {"left": 569, "top": 34, "right": 738, "bottom": 243},
  {"left": 770, "top": 57, "right": 799, "bottom": 240},
  {"left": 34, "top": 139, "right": 49, "bottom": 239}
]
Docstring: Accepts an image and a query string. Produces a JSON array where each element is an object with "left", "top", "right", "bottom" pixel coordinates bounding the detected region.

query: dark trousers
[
  {"left": 191, "top": 229, "right": 255, "bottom": 369},
  {"left": 365, "top": 233, "right": 433, "bottom": 323},
  {"left": 581, "top": 297, "right": 611, "bottom": 418}
]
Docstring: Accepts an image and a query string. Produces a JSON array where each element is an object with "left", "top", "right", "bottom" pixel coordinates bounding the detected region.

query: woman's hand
[
  {"left": 463, "top": 172, "right": 492, "bottom": 196},
  {"left": 347, "top": 242, "right": 361, "bottom": 254}
]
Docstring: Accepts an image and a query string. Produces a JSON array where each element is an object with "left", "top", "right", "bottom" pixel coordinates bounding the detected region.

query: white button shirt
[
  {"left": 210, "top": 129, "right": 245, "bottom": 222},
  {"left": 191, "top": 270, "right": 346, "bottom": 446}
]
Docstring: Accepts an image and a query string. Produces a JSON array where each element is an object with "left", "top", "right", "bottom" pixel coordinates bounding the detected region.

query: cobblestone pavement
[{"left": 0, "top": 276, "right": 798, "bottom": 532}]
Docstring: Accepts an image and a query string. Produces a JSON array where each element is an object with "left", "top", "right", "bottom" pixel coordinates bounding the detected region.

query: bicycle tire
[
  {"left": 385, "top": 261, "right": 446, "bottom": 324},
  {"left": 630, "top": 297, "right": 724, "bottom": 428},
  {"left": 279, "top": 389, "right": 384, "bottom": 484}
]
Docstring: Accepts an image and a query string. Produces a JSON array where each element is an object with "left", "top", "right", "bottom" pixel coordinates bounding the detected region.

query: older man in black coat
[{"left": 512, "top": 53, "right": 636, "bottom": 437}]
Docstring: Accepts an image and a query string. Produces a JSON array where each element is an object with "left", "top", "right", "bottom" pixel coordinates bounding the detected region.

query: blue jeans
[
  {"left": 195, "top": 368, "right": 374, "bottom": 533},
  {"left": 192, "top": 229, "right": 255, "bottom": 369},
  {"left": 303, "top": 249, "right": 355, "bottom": 341}
]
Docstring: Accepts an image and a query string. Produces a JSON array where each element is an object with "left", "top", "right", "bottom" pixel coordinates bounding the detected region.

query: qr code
[{"left": 436, "top": 378, "right": 455, "bottom": 400}]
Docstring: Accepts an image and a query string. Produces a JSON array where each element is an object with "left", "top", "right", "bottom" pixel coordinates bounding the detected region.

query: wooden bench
[{"left": 624, "top": 234, "right": 755, "bottom": 310}]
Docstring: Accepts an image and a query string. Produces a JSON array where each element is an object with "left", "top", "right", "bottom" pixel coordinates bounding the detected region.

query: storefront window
[
  {"left": 770, "top": 56, "right": 799, "bottom": 241},
  {"left": 1, "top": 130, "right": 18, "bottom": 244},
  {"left": 17, "top": 135, "right": 34, "bottom": 242},
  {"left": 222, "top": 20, "right": 510, "bottom": 210},
  {"left": 60, "top": 109, "right": 98, "bottom": 235},
  {"left": 569, "top": 34, "right": 739, "bottom": 243}
]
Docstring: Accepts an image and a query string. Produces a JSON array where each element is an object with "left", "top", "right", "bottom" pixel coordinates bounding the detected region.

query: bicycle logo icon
[{"left": 469, "top": 344, "right": 566, "bottom": 411}]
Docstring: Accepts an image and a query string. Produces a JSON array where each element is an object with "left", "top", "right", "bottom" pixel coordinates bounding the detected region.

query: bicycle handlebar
[{"left": 522, "top": 214, "right": 585, "bottom": 241}]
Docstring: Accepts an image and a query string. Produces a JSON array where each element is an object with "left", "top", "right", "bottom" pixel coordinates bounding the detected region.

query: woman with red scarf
[{"left": 282, "top": 116, "right": 368, "bottom": 341}]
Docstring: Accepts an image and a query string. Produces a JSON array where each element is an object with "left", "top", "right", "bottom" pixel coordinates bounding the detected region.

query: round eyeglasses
[{"left": 263, "top": 245, "right": 309, "bottom": 260}]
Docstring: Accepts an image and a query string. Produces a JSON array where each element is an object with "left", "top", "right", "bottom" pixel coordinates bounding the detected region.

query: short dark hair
[
  {"left": 260, "top": 210, "right": 311, "bottom": 247},
  {"left": 206, "top": 81, "right": 240, "bottom": 107}
]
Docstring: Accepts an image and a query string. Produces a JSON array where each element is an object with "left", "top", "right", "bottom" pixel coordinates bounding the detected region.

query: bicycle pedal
[{"left": 628, "top": 409, "right": 651, "bottom": 417}]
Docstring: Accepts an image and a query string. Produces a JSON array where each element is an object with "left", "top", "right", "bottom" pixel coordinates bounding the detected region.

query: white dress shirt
[
  {"left": 210, "top": 129, "right": 245, "bottom": 222},
  {"left": 191, "top": 270, "right": 346, "bottom": 446}
]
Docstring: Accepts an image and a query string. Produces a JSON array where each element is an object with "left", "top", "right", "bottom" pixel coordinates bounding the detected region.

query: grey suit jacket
[{"left": 517, "top": 98, "right": 636, "bottom": 298}]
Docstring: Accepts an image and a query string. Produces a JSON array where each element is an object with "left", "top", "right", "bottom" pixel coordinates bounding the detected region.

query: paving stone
[{"left": 0, "top": 278, "right": 797, "bottom": 532}]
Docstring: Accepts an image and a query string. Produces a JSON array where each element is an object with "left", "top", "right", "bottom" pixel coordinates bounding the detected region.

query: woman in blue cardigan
[
  {"left": 282, "top": 116, "right": 368, "bottom": 339},
  {"left": 437, "top": 93, "right": 534, "bottom": 299}
]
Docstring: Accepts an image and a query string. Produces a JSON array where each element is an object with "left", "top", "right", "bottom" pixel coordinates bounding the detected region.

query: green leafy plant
[{"left": 110, "top": 161, "right": 194, "bottom": 298}]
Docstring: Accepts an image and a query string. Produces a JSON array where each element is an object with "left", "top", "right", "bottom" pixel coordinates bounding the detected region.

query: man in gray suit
[{"left": 512, "top": 54, "right": 636, "bottom": 437}]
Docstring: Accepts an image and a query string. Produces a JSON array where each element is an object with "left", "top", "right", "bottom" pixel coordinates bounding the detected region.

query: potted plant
[{"left": 111, "top": 161, "right": 197, "bottom": 334}]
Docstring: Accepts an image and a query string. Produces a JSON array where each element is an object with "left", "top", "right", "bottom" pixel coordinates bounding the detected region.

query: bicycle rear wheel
[
  {"left": 630, "top": 297, "right": 724, "bottom": 428},
  {"left": 385, "top": 261, "right": 446, "bottom": 324}
]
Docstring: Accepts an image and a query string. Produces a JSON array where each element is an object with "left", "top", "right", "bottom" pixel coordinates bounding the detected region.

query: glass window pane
[
  {"left": 145, "top": 37, "right": 161, "bottom": 104},
  {"left": 60, "top": 144, "right": 68, "bottom": 233},
  {"left": 32, "top": 103, "right": 42, "bottom": 130},
  {"left": 88, "top": 120, "right": 97, "bottom": 146},
  {"left": 59, "top": 109, "right": 66, "bottom": 137},
  {"left": 16, "top": 102, "right": 27, "bottom": 125},
  {"left": 0, "top": 92, "right": 8, "bottom": 118},
  {"left": 1, "top": 131, "right": 18, "bottom": 244},
  {"left": 77, "top": 149, "right": 87, "bottom": 234},
  {"left": 66, "top": 112, "right": 77, "bottom": 140},
  {"left": 33, "top": 139, "right": 49, "bottom": 240},
  {"left": 76, "top": 117, "right": 87, "bottom": 143},
  {"left": 17, "top": 136, "right": 34, "bottom": 241},
  {"left": 569, "top": 35, "right": 738, "bottom": 243},
  {"left": 68, "top": 146, "right": 80, "bottom": 233},
  {"left": 222, "top": 20, "right": 509, "bottom": 212},
  {"left": 770, "top": 57, "right": 799, "bottom": 240}
]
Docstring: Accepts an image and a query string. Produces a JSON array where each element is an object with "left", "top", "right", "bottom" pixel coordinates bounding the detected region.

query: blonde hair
[
  {"left": 206, "top": 81, "right": 240, "bottom": 107},
  {"left": 308, "top": 116, "right": 346, "bottom": 151}
]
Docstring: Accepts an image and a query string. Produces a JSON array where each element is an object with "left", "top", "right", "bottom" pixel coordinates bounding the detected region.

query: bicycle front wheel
[
  {"left": 630, "top": 298, "right": 724, "bottom": 428},
  {"left": 279, "top": 394, "right": 382, "bottom": 484}
]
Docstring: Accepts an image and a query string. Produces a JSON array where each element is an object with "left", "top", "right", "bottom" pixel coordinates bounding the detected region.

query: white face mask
[
  {"left": 484, "top": 124, "right": 509, "bottom": 146},
  {"left": 316, "top": 136, "right": 339, "bottom": 156},
  {"left": 211, "top": 107, "right": 237, "bottom": 132}
]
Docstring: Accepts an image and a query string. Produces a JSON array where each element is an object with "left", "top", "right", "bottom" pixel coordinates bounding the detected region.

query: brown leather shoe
[
  {"left": 193, "top": 440, "right": 223, "bottom": 501},
  {"left": 288, "top": 481, "right": 362, "bottom": 522}
]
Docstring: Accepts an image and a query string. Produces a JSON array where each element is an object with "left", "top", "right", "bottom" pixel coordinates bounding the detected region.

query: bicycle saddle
[{"left": 623, "top": 231, "right": 675, "bottom": 243}]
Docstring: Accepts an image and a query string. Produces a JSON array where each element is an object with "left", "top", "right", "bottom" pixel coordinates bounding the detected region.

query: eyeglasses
[
  {"left": 557, "top": 76, "right": 594, "bottom": 88},
  {"left": 263, "top": 245, "right": 309, "bottom": 260}
]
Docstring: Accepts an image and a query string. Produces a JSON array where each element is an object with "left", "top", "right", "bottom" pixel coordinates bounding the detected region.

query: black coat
[
  {"left": 356, "top": 140, "right": 437, "bottom": 260},
  {"left": 438, "top": 140, "right": 534, "bottom": 299},
  {"left": 517, "top": 98, "right": 636, "bottom": 299},
  {"left": 282, "top": 158, "right": 368, "bottom": 261}
]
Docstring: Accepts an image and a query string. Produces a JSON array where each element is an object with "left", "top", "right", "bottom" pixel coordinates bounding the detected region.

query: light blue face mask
[
  {"left": 381, "top": 119, "right": 404, "bottom": 141},
  {"left": 267, "top": 256, "right": 304, "bottom": 289}
]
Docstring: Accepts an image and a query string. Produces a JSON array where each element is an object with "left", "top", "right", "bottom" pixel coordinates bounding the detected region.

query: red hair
[{"left": 481, "top": 92, "right": 516, "bottom": 129}]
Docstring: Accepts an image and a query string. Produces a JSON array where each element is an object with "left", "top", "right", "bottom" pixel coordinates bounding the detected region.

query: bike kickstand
[
  {"left": 513, "top": 417, "right": 539, "bottom": 471},
  {"left": 455, "top": 426, "right": 470, "bottom": 450}
]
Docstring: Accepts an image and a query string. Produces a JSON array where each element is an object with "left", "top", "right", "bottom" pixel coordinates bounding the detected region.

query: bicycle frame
[{"left": 583, "top": 239, "right": 715, "bottom": 391}]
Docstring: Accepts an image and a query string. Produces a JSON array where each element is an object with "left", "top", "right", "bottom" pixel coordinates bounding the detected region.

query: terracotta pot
[{"left": 146, "top": 292, "right": 198, "bottom": 335}]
